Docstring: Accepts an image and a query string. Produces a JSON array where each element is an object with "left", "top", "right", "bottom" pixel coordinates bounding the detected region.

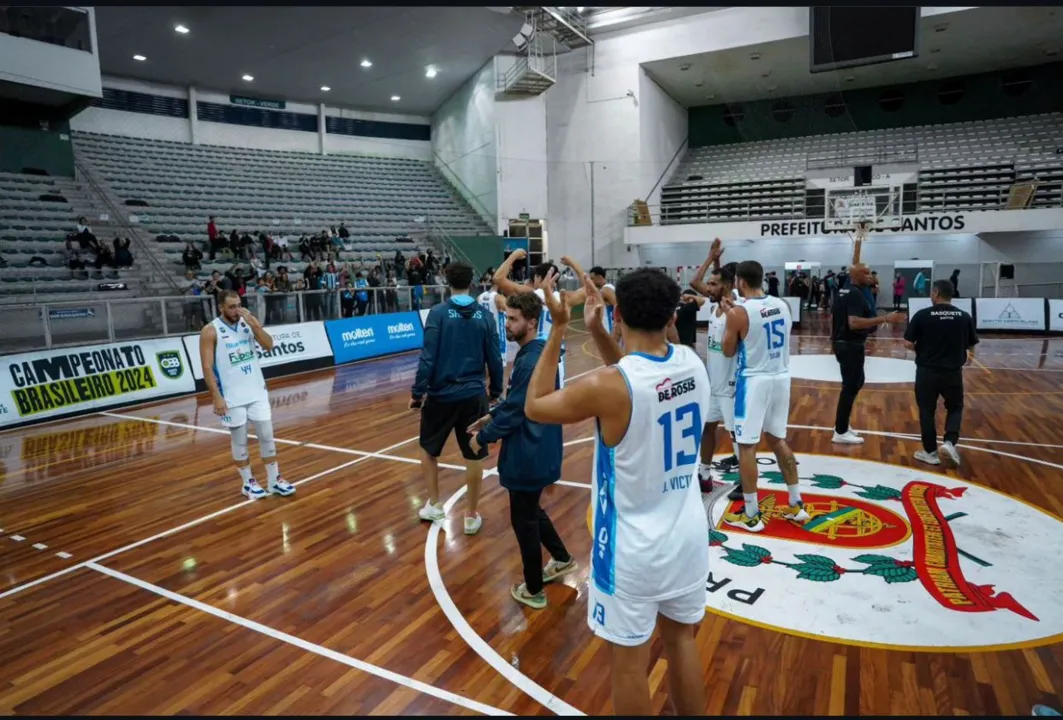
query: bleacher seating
[
  {"left": 661, "top": 113, "right": 1063, "bottom": 225},
  {"left": 72, "top": 132, "right": 491, "bottom": 282},
  {"left": 0, "top": 172, "right": 138, "bottom": 301}
]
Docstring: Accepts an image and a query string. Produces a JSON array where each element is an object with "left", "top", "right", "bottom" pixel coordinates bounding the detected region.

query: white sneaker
[
  {"left": 542, "top": 558, "right": 579, "bottom": 584},
  {"left": 938, "top": 441, "right": 961, "bottom": 468},
  {"left": 242, "top": 479, "right": 267, "bottom": 500},
  {"left": 269, "top": 477, "right": 296, "bottom": 497},
  {"left": 464, "top": 513, "right": 483, "bottom": 535},
  {"left": 418, "top": 501, "right": 445, "bottom": 522},
  {"left": 782, "top": 501, "right": 810, "bottom": 523},
  {"left": 832, "top": 430, "right": 865, "bottom": 445},
  {"left": 914, "top": 449, "right": 941, "bottom": 465}
]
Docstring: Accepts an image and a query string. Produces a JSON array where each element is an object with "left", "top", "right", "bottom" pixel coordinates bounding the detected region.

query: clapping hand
[
  {"left": 539, "top": 269, "right": 570, "bottom": 327},
  {"left": 582, "top": 272, "right": 605, "bottom": 333}
]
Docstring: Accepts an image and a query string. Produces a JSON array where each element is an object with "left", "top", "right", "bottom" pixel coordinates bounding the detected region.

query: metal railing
[
  {"left": 432, "top": 149, "right": 498, "bottom": 231},
  {"left": 0, "top": 284, "right": 501, "bottom": 355},
  {"left": 74, "top": 158, "right": 184, "bottom": 296},
  {"left": 631, "top": 199, "right": 808, "bottom": 227},
  {"left": 806, "top": 144, "right": 919, "bottom": 170},
  {"left": 982, "top": 281, "right": 1063, "bottom": 299}
]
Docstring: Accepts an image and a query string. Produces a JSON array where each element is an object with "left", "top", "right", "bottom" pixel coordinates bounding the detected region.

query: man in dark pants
[
  {"left": 903, "top": 280, "right": 978, "bottom": 469},
  {"left": 469, "top": 292, "right": 576, "bottom": 610},
  {"left": 411, "top": 262, "right": 504, "bottom": 535},
  {"left": 830, "top": 263, "right": 906, "bottom": 444}
]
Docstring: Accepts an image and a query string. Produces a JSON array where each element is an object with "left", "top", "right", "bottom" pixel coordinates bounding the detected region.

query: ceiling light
[
  {"left": 361, "top": 59, "right": 372, "bottom": 68},
  {"left": 242, "top": 74, "right": 254, "bottom": 82},
  {"left": 133, "top": 54, "right": 146, "bottom": 61},
  {"left": 391, "top": 95, "right": 401, "bottom": 102},
  {"left": 577, "top": 7, "right": 584, "bottom": 12},
  {"left": 425, "top": 66, "right": 438, "bottom": 79},
  {"left": 320, "top": 85, "right": 331, "bottom": 92},
  {"left": 174, "top": 24, "right": 189, "bottom": 34}
]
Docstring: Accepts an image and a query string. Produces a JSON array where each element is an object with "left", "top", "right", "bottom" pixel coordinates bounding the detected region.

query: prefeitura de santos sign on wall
[{"left": 625, "top": 207, "right": 1063, "bottom": 245}]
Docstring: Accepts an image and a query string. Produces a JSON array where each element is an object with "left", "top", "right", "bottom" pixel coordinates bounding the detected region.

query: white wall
[
  {"left": 431, "top": 60, "right": 498, "bottom": 229},
  {"left": 69, "top": 76, "right": 191, "bottom": 142},
  {"left": 495, "top": 56, "right": 548, "bottom": 232},
  {"left": 0, "top": 7, "right": 101, "bottom": 97},
  {"left": 638, "top": 68, "right": 688, "bottom": 209}
]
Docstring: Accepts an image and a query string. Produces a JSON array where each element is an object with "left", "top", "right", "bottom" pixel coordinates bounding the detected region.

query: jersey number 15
[
  {"left": 762, "top": 318, "right": 786, "bottom": 349},
  {"left": 657, "top": 402, "right": 702, "bottom": 473}
]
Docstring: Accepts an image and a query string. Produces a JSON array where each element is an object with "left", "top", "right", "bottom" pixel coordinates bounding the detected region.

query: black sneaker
[
  {"left": 727, "top": 482, "right": 743, "bottom": 502},
  {"left": 712, "top": 455, "right": 738, "bottom": 472}
]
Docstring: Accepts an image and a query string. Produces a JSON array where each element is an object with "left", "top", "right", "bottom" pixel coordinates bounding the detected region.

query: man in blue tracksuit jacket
[
  {"left": 468, "top": 292, "right": 576, "bottom": 610},
  {"left": 411, "top": 262, "right": 503, "bottom": 536}
]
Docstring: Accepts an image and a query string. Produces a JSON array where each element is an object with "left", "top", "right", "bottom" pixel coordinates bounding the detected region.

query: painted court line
[
  {"left": 86, "top": 562, "right": 509, "bottom": 716},
  {"left": 424, "top": 484, "right": 585, "bottom": 717},
  {"left": 0, "top": 449, "right": 401, "bottom": 602}
]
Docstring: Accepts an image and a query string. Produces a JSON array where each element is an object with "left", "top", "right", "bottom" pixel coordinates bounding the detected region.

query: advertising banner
[
  {"left": 325, "top": 311, "right": 424, "bottom": 365},
  {"left": 0, "top": 338, "right": 194, "bottom": 428},
  {"left": 1051, "top": 299, "right": 1063, "bottom": 332},
  {"left": 975, "top": 298, "right": 1046, "bottom": 332},
  {"left": 907, "top": 297, "right": 972, "bottom": 318},
  {"left": 183, "top": 322, "right": 332, "bottom": 380}
]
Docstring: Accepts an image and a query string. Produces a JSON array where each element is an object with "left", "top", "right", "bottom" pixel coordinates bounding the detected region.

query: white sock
[
  {"left": 698, "top": 464, "right": 712, "bottom": 481},
  {"left": 265, "top": 461, "right": 280, "bottom": 484},
  {"left": 788, "top": 484, "right": 802, "bottom": 506},
  {"left": 238, "top": 466, "right": 253, "bottom": 483},
  {"left": 743, "top": 492, "right": 759, "bottom": 518}
]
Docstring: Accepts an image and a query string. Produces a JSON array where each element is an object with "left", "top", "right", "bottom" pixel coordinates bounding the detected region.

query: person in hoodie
[
  {"left": 467, "top": 292, "right": 576, "bottom": 610},
  {"left": 411, "top": 262, "right": 504, "bottom": 535}
]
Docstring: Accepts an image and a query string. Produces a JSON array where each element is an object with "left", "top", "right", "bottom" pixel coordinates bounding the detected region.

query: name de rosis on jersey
[{"left": 656, "top": 376, "right": 697, "bottom": 403}]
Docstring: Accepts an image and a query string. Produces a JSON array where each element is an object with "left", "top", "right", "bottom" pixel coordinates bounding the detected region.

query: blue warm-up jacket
[
  {"left": 475, "top": 339, "right": 562, "bottom": 491},
  {"left": 412, "top": 295, "right": 504, "bottom": 402}
]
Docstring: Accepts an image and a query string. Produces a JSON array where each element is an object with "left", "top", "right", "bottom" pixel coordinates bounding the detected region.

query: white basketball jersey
[
  {"left": 706, "top": 303, "right": 737, "bottom": 397},
  {"left": 211, "top": 317, "right": 268, "bottom": 407},
  {"left": 602, "top": 283, "right": 616, "bottom": 334},
  {"left": 592, "top": 344, "right": 710, "bottom": 601},
  {"left": 477, "top": 290, "right": 509, "bottom": 363},
  {"left": 737, "top": 295, "right": 792, "bottom": 377},
  {"left": 533, "top": 288, "right": 564, "bottom": 349}
]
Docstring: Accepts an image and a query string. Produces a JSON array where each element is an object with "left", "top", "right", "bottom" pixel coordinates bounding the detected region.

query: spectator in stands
[
  {"left": 394, "top": 250, "right": 405, "bottom": 280},
  {"left": 323, "top": 261, "right": 340, "bottom": 318},
  {"left": 95, "top": 242, "right": 115, "bottom": 271},
  {"left": 443, "top": 252, "right": 452, "bottom": 269},
  {"left": 311, "top": 232, "right": 328, "bottom": 262},
  {"left": 183, "top": 241, "right": 203, "bottom": 272},
  {"left": 893, "top": 272, "right": 906, "bottom": 311},
  {"left": 339, "top": 222, "right": 350, "bottom": 240},
  {"left": 231, "top": 267, "right": 248, "bottom": 307},
  {"left": 114, "top": 237, "right": 134, "bottom": 268},
  {"left": 207, "top": 216, "right": 219, "bottom": 259},
  {"left": 385, "top": 269, "right": 399, "bottom": 313},
  {"left": 184, "top": 270, "right": 207, "bottom": 329},
  {"left": 369, "top": 266, "right": 383, "bottom": 314},
  {"left": 275, "top": 266, "right": 292, "bottom": 293},
  {"left": 355, "top": 272, "right": 370, "bottom": 316},
  {"left": 331, "top": 231, "right": 345, "bottom": 254},
  {"left": 950, "top": 269, "right": 961, "bottom": 298},
  {"left": 407, "top": 258, "right": 425, "bottom": 312},
  {"left": 75, "top": 216, "right": 99, "bottom": 252},
  {"left": 275, "top": 234, "right": 293, "bottom": 262},
  {"left": 298, "top": 236, "right": 312, "bottom": 262},
  {"left": 837, "top": 267, "right": 849, "bottom": 290},
  {"left": 767, "top": 271, "right": 780, "bottom": 297},
  {"left": 294, "top": 278, "right": 307, "bottom": 292},
  {"left": 304, "top": 261, "right": 324, "bottom": 320},
  {"left": 340, "top": 280, "right": 355, "bottom": 318},
  {"left": 65, "top": 244, "right": 87, "bottom": 277}
]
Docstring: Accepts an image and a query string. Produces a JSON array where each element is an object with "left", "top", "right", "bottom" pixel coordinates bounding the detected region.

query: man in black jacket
[
  {"left": 468, "top": 292, "right": 575, "bottom": 609},
  {"left": 412, "top": 262, "right": 504, "bottom": 535}
]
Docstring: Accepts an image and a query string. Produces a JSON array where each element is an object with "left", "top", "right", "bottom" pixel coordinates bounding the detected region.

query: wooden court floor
[{"left": 2, "top": 315, "right": 1063, "bottom": 715}]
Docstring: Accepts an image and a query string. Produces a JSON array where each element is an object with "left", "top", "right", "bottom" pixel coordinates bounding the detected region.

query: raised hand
[
  {"left": 540, "top": 269, "right": 570, "bottom": 327},
  {"left": 582, "top": 272, "right": 604, "bottom": 333}
]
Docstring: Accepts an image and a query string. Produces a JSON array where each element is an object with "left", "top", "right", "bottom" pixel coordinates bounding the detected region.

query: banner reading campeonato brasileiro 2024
[{"left": 0, "top": 338, "right": 195, "bottom": 428}]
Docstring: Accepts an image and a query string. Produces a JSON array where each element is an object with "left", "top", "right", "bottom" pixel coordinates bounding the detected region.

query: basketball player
[
  {"left": 525, "top": 269, "right": 709, "bottom": 717},
  {"left": 200, "top": 289, "right": 295, "bottom": 500},
  {"left": 588, "top": 265, "right": 620, "bottom": 339},
  {"left": 721, "top": 261, "right": 807, "bottom": 532},
  {"left": 492, "top": 249, "right": 586, "bottom": 386},
  {"left": 691, "top": 239, "right": 740, "bottom": 488},
  {"left": 477, "top": 284, "right": 518, "bottom": 368},
  {"left": 691, "top": 261, "right": 739, "bottom": 494}
]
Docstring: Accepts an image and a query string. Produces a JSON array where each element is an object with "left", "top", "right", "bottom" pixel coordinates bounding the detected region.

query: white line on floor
[
  {"left": 0, "top": 449, "right": 403, "bottom": 602},
  {"left": 556, "top": 480, "right": 592, "bottom": 490},
  {"left": 86, "top": 562, "right": 509, "bottom": 716},
  {"left": 424, "top": 484, "right": 584, "bottom": 717}
]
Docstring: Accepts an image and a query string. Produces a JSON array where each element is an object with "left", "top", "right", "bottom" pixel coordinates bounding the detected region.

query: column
[
  {"left": 189, "top": 86, "right": 199, "bottom": 145},
  {"left": 319, "top": 103, "right": 327, "bottom": 156}
]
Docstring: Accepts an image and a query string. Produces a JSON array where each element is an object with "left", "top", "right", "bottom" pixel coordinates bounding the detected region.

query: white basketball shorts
[
  {"left": 587, "top": 582, "right": 706, "bottom": 647},
  {"left": 733, "top": 373, "right": 790, "bottom": 445},
  {"left": 220, "top": 397, "right": 272, "bottom": 428},
  {"left": 705, "top": 393, "right": 735, "bottom": 432}
]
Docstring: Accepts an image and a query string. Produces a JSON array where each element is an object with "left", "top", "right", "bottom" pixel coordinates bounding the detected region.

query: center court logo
[{"left": 704, "top": 455, "right": 1063, "bottom": 650}]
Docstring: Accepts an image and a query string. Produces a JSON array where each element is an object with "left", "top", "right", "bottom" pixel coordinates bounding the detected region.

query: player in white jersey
[
  {"left": 492, "top": 249, "right": 588, "bottom": 387},
  {"left": 721, "top": 261, "right": 807, "bottom": 532},
  {"left": 525, "top": 269, "right": 708, "bottom": 717},
  {"left": 588, "top": 266, "right": 619, "bottom": 339},
  {"left": 477, "top": 287, "right": 518, "bottom": 367},
  {"left": 200, "top": 290, "right": 295, "bottom": 500}
]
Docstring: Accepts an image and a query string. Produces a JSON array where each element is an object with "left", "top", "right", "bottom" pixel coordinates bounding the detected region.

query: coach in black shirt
[
  {"left": 830, "top": 263, "right": 905, "bottom": 444},
  {"left": 674, "top": 290, "right": 705, "bottom": 347},
  {"left": 903, "top": 279, "right": 978, "bottom": 469}
]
